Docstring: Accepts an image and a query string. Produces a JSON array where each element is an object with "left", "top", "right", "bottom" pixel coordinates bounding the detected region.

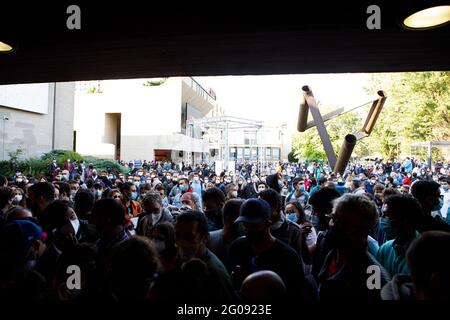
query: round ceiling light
[
  {"left": 0, "top": 41, "right": 13, "bottom": 52},
  {"left": 403, "top": 5, "right": 450, "bottom": 29}
]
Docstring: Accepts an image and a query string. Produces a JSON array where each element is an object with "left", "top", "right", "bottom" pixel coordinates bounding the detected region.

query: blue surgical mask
[
  {"left": 379, "top": 217, "right": 397, "bottom": 240},
  {"left": 130, "top": 192, "right": 138, "bottom": 201},
  {"left": 287, "top": 213, "right": 298, "bottom": 223},
  {"left": 179, "top": 184, "right": 186, "bottom": 192},
  {"left": 442, "top": 185, "right": 449, "bottom": 192},
  {"left": 299, "top": 186, "right": 305, "bottom": 192},
  {"left": 278, "top": 180, "right": 284, "bottom": 188},
  {"left": 432, "top": 198, "right": 443, "bottom": 211},
  {"left": 95, "top": 190, "right": 102, "bottom": 198},
  {"left": 310, "top": 215, "right": 318, "bottom": 226}
]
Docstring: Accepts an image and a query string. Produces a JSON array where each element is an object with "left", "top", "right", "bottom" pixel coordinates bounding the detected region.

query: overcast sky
[{"left": 196, "top": 74, "right": 374, "bottom": 133}]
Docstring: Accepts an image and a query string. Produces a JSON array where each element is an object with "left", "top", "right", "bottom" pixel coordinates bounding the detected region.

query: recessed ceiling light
[
  {"left": 0, "top": 41, "right": 13, "bottom": 52},
  {"left": 403, "top": 5, "right": 450, "bottom": 29}
]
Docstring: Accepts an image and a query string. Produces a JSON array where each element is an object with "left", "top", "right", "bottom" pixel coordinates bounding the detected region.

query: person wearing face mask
[
  {"left": 137, "top": 191, "right": 174, "bottom": 238},
  {"left": 148, "top": 210, "right": 236, "bottom": 302},
  {"left": 0, "top": 219, "right": 47, "bottom": 299},
  {"left": 317, "top": 194, "right": 391, "bottom": 301},
  {"left": 255, "top": 182, "right": 268, "bottom": 195},
  {"left": 12, "top": 187, "right": 26, "bottom": 207},
  {"left": 208, "top": 199, "right": 245, "bottom": 266},
  {"left": 286, "top": 178, "right": 309, "bottom": 208},
  {"left": 377, "top": 195, "right": 421, "bottom": 277},
  {"left": 285, "top": 201, "right": 317, "bottom": 254},
  {"left": 225, "top": 183, "right": 239, "bottom": 201},
  {"left": 172, "top": 178, "right": 192, "bottom": 209},
  {"left": 148, "top": 221, "right": 178, "bottom": 273},
  {"left": 228, "top": 198, "right": 314, "bottom": 301},
  {"left": 168, "top": 175, "right": 181, "bottom": 205},
  {"left": 92, "top": 181, "right": 105, "bottom": 202},
  {"left": 202, "top": 187, "right": 226, "bottom": 231},
  {"left": 190, "top": 173, "right": 204, "bottom": 208},
  {"left": 36, "top": 200, "right": 91, "bottom": 283},
  {"left": 258, "top": 189, "right": 311, "bottom": 267},
  {"left": 411, "top": 180, "right": 450, "bottom": 233},
  {"left": 120, "top": 182, "right": 143, "bottom": 221}
]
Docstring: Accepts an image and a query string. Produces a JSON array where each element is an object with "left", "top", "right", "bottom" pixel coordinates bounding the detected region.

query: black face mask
[
  {"left": 326, "top": 226, "right": 347, "bottom": 249},
  {"left": 245, "top": 228, "right": 267, "bottom": 244}
]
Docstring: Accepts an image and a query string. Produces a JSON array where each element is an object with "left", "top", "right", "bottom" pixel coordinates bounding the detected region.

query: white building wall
[
  {"left": 0, "top": 82, "right": 74, "bottom": 160},
  {"left": 74, "top": 78, "right": 209, "bottom": 161}
]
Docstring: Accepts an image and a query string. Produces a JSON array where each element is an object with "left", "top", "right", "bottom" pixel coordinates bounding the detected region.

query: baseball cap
[
  {"left": 2, "top": 220, "right": 42, "bottom": 250},
  {"left": 235, "top": 198, "right": 271, "bottom": 224},
  {"left": 93, "top": 180, "right": 105, "bottom": 188}
]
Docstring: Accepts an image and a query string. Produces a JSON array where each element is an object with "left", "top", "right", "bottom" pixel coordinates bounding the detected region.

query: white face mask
[
  {"left": 231, "top": 191, "right": 238, "bottom": 198},
  {"left": 71, "top": 218, "right": 80, "bottom": 235},
  {"left": 258, "top": 187, "right": 266, "bottom": 193},
  {"left": 14, "top": 195, "right": 23, "bottom": 202},
  {"left": 152, "top": 212, "right": 162, "bottom": 225}
]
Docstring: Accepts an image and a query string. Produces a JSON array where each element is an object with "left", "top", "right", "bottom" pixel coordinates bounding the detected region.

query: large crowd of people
[{"left": 0, "top": 156, "right": 449, "bottom": 301}]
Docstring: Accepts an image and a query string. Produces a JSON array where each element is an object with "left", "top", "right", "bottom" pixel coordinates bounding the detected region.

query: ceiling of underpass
[{"left": 0, "top": 1, "right": 449, "bottom": 85}]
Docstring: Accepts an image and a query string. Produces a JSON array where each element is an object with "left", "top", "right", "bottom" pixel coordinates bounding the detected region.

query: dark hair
[
  {"left": 258, "top": 189, "right": 281, "bottom": 212},
  {"left": 150, "top": 221, "right": 176, "bottom": 257},
  {"left": 121, "top": 182, "right": 134, "bottom": 193},
  {"left": 85, "top": 178, "right": 95, "bottom": 190},
  {"left": 411, "top": 180, "right": 441, "bottom": 203},
  {"left": 265, "top": 173, "right": 281, "bottom": 192},
  {"left": 407, "top": 231, "right": 450, "bottom": 297},
  {"left": 29, "top": 182, "right": 55, "bottom": 203},
  {"left": 386, "top": 177, "right": 394, "bottom": 184},
  {"left": 40, "top": 200, "right": 71, "bottom": 232},
  {"left": 225, "top": 183, "right": 237, "bottom": 194},
  {"left": 202, "top": 187, "right": 225, "bottom": 205},
  {"left": 179, "top": 178, "right": 189, "bottom": 186},
  {"left": 223, "top": 199, "right": 244, "bottom": 220},
  {"left": 109, "top": 236, "right": 160, "bottom": 300},
  {"left": 58, "top": 182, "right": 70, "bottom": 197},
  {"left": 142, "top": 191, "right": 162, "bottom": 207},
  {"left": 352, "top": 179, "right": 361, "bottom": 189},
  {"left": 0, "top": 175, "right": 7, "bottom": 187},
  {"left": 382, "top": 187, "right": 399, "bottom": 198},
  {"left": 92, "top": 198, "right": 125, "bottom": 226},
  {"left": 176, "top": 210, "right": 209, "bottom": 238},
  {"left": 292, "top": 177, "right": 304, "bottom": 186},
  {"left": 285, "top": 200, "right": 306, "bottom": 220},
  {"left": 0, "top": 187, "right": 14, "bottom": 211},
  {"left": 309, "top": 187, "right": 341, "bottom": 209},
  {"left": 318, "top": 177, "right": 328, "bottom": 185},
  {"left": 74, "top": 190, "right": 95, "bottom": 220},
  {"left": 383, "top": 194, "right": 423, "bottom": 222}
]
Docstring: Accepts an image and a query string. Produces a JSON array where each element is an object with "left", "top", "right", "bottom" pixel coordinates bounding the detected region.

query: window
[
  {"left": 237, "top": 148, "right": 243, "bottom": 159},
  {"left": 272, "top": 148, "right": 280, "bottom": 160},
  {"left": 244, "top": 148, "right": 250, "bottom": 158},
  {"left": 265, "top": 148, "right": 271, "bottom": 157},
  {"left": 251, "top": 148, "right": 257, "bottom": 158},
  {"left": 230, "top": 148, "right": 237, "bottom": 159}
]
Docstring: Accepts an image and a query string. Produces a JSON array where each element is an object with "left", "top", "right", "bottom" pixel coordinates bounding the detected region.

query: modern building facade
[
  {"left": 188, "top": 116, "right": 291, "bottom": 165},
  {"left": 0, "top": 82, "right": 75, "bottom": 160},
  {"left": 73, "top": 77, "right": 216, "bottom": 163}
]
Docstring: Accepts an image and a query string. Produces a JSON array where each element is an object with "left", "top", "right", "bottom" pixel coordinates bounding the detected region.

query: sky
[{"left": 196, "top": 74, "right": 374, "bottom": 133}]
